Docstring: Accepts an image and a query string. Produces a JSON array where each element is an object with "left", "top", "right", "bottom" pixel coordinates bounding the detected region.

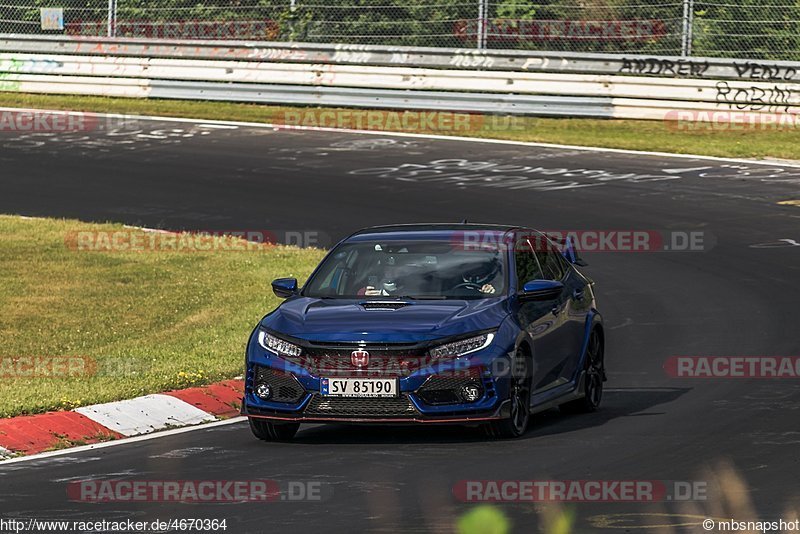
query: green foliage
[
  {"left": 3, "top": 0, "right": 800, "bottom": 58},
  {"left": 457, "top": 506, "right": 510, "bottom": 534},
  {"left": 276, "top": 6, "right": 314, "bottom": 42},
  {"left": 694, "top": 0, "right": 800, "bottom": 60}
]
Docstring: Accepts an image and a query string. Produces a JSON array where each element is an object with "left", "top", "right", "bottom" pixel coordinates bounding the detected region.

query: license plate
[{"left": 320, "top": 377, "right": 398, "bottom": 398}]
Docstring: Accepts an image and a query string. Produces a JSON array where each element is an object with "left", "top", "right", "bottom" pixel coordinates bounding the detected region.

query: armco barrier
[{"left": 2, "top": 35, "right": 800, "bottom": 121}]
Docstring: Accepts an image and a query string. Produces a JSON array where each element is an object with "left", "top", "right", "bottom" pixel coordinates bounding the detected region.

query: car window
[
  {"left": 555, "top": 249, "right": 573, "bottom": 276},
  {"left": 534, "top": 239, "right": 566, "bottom": 281},
  {"left": 514, "top": 238, "right": 544, "bottom": 287},
  {"left": 304, "top": 239, "right": 507, "bottom": 299},
  {"left": 314, "top": 248, "right": 359, "bottom": 293}
]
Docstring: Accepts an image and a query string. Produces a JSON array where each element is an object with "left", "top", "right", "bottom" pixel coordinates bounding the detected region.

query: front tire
[
  {"left": 486, "top": 348, "right": 532, "bottom": 439},
  {"left": 561, "top": 328, "right": 605, "bottom": 414},
  {"left": 249, "top": 418, "right": 300, "bottom": 442}
]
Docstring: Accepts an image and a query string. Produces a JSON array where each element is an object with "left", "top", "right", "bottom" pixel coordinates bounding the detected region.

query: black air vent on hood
[{"left": 360, "top": 301, "right": 412, "bottom": 311}]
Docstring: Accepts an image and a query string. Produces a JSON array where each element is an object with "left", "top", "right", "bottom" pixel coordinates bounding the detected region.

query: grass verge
[
  {"left": 0, "top": 215, "right": 325, "bottom": 418},
  {"left": 2, "top": 92, "right": 800, "bottom": 160}
]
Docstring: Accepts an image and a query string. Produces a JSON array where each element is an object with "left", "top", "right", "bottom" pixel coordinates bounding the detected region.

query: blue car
[{"left": 242, "top": 224, "right": 605, "bottom": 441}]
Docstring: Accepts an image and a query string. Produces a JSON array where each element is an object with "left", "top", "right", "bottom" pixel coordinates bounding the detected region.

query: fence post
[
  {"left": 681, "top": 0, "right": 694, "bottom": 56},
  {"left": 107, "top": 0, "right": 117, "bottom": 37},
  {"left": 477, "top": 0, "right": 488, "bottom": 49}
]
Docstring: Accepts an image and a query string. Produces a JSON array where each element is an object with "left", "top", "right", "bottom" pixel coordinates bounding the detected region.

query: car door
[
  {"left": 513, "top": 237, "right": 569, "bottom": 393},
  {"left": 535, "top": 240, "right": 591, "bottom": 383}
]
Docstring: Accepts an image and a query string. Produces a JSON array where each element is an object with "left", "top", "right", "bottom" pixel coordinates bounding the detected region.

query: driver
[
  {"left": 358, "top": 259, "right": 400, "bottom": 296},
  {"left": 460, "top": 259, "right": 500, "bottom": 294}
]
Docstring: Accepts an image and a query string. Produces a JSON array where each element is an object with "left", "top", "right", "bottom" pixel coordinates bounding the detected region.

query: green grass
[
  {"left": 0, "top": 215, "right": 325, "bottom": 418},
  {"left": 2, "top": 92, "right": 800, "bottom": 159}
]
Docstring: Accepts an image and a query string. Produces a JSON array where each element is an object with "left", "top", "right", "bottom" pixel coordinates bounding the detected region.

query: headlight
[
  {"left": 257, "top": 330, "right": 302, "bottom": 358},
  {"left": 428, "top": 333, "right": 494, "bottom": 360}
]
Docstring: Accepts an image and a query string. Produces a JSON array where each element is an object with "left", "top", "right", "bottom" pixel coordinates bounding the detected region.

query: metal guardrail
[
  {"left": 3, "top": 35, "right": 800, "bottom": 80},
  {"left": 1, "top": 36, "right": 800, "bottom": 121}
]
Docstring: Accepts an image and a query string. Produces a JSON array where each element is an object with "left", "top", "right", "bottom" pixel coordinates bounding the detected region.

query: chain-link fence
[{"left": 2, "top": 1, "right": 800, "bottom": 60}]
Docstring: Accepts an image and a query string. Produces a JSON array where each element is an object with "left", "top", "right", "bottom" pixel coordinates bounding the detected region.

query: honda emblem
[{"left": 351, "top": 349, "right": 370, "bottom": 368}]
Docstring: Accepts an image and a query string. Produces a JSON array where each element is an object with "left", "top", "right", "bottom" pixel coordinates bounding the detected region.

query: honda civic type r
[{"left": 242, "top": 224, "right": 606, "bottom": 441}]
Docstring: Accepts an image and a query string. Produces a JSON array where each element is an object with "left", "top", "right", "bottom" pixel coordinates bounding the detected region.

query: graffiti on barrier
[
  {"left": 734, "top": 62, "right": 797, "bottom": 81},
  {"left": 619, "top": 57, "right": 710, "bottom": 77},
  {"left": 715, "top": 81, "right": 799, "bottom": 113}
]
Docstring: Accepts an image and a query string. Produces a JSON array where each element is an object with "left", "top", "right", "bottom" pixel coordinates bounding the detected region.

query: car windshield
[{"left": 303, "top": 239, "right": 507, "bottom": 299}]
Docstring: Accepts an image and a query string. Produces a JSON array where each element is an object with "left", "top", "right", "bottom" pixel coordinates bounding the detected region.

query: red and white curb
[
  {"left": 74, "top": 395, "right": 216, "bottom": 437},
  {"left": 0, "top": 379, "right": 243, "bottom": 458}
]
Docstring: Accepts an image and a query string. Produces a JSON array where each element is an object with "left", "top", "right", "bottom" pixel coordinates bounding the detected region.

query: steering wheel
[{"left": 452, "top": 282, "right": 483, "bottom": 292}]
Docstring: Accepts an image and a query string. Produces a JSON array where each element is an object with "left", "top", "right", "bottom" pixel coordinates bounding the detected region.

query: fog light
[
  {"left": 255, "top": 383, "right": 272, "bottom": 400},
  {"left": 461, "top": 384, "right": 482, "bottom": 402}
]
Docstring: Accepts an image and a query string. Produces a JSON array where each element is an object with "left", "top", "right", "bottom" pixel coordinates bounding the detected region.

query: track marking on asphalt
[
  {"left": 0, "top": 417, "right": 246, "bottom": 466},
  {"left": 749, "top": 239, "right": 800, "bottom": 248},
  {"left": 2, "top": 106, "right": 800, "bottom": 169},
  {"left": 608, "top": 318, "right": 634, "bottom": 330},
  {"left": 147, "top": 446, "right": 220, "bottom": 459},
  {"left": 663, "top": 166, "right": 713, "bottom": 174},
  {"left": 587, "top": 512, "right": 711, "bottom": 529},
  {"left": 778, "top": 199, "right": 800, "bottom": 206},
  {"left": 603, "top": 388, "right": 683, "bottom": 392}
]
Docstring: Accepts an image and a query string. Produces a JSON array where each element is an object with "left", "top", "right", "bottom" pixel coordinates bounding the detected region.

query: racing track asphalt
[{"left": 1, "top": 119, "right": 799, "bottom": 533}]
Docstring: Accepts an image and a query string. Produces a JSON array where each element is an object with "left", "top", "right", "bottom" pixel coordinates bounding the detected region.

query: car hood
[{"left": 260, "top": 297, "right": 509, "bottom": 343}]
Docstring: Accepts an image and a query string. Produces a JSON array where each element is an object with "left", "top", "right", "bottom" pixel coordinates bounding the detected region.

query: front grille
[
  {"left": 417, "top": 371, "right": 485, "bottom": 406},
  {"left": 283, "top": 343, "right": 429, "bottom": 377},
  {"left": 253, "top": 366, "right": 306, "bottom": 403},
  {"left": 304, "top": 394, "right": 419, "bottom": 418}
]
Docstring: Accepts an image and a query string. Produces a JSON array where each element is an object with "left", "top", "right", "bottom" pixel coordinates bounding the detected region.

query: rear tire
[
  {"left": 249, "top": 418, "right": 300, "bottom": 442},
  {"left": 561, "top": 328, "right": 605, "bottom": 414},
  {"left": 486, "top": 347, "right": 532, "bottom": 439}
]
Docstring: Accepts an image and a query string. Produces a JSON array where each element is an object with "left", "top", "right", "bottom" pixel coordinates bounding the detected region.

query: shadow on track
[{"left": 528, "top": 387, "right": 690, "bottom": 438}]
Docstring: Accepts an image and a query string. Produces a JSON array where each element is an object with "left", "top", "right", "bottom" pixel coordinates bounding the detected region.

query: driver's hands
[
  {"left": 364, "top": 286, "right": 384, "bottom": 296},
  {"left": 480, "top": 284, "right": 496, "bottom": 294}
]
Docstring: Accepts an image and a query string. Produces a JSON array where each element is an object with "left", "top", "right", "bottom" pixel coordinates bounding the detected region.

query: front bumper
[
  {"left": 241, "top": 398, "right": 510, "bottom": 424},
  {"left": 241, "top": 357, "right": 512, "bottom": 424}
]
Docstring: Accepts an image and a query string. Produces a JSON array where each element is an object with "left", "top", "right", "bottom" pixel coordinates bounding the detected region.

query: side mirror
[
  {"left": 521, "top": 279, "right": 563, "bottom": 300},
  {"left": 272, "top": 277, "right": 298, "bottom": 298}
]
